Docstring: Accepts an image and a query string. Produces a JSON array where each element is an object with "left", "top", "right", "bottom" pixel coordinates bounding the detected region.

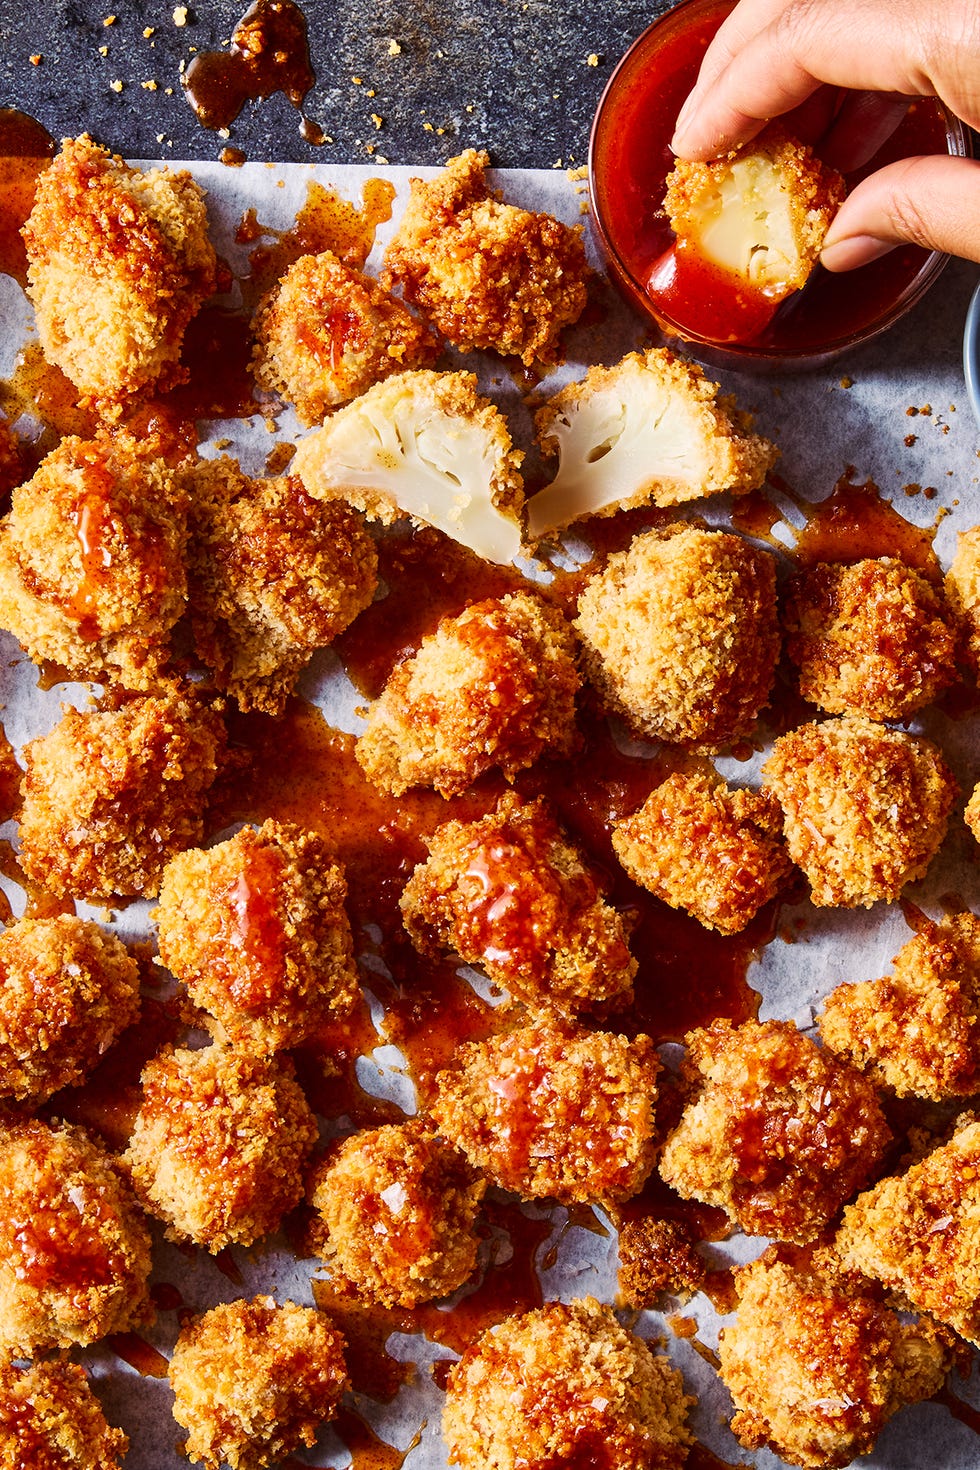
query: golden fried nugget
[
  {"left": 0, "top": 1358, "right": 128, "bottom": 1470},
  {"left": 967, "top": 779, "right": 980, "bottom": 843},
  {"left": 617, "top": 1217, "right": 708, "bottom": 1308},
  {"left": 659, "top": 1019, "right": 891, "bottom": 1243},
  {"left": 945, "top": 524, "right": 980, "bottom": 674}
]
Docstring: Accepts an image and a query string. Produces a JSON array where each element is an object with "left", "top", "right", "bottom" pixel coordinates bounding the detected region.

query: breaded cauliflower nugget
[
  {"left": 155, "top": 819, "right": 359, "bottom": 1053},
  {"left": 967, "top": 779, "right": 980, "bottom": 843},
  {"left": 18, "top": 695, "right": 225, "bottom": 902},
  {"left": 0, "top": 1117, "right": 151, "bottom": 1356},
  {"left": 782, "top": 557, "right": 956, "bottom": 720},
  {"left": 357, "top": 591, "right": 580, "bottom": 797},
  {"left": 0, "top": 1358, "right": 128, "bottom": 1470},
  {"left": 0, "top": 914, "right": 140, "bottom": 1104},
  {"left": 659, "top": 1019, "right": 891, "bottom": 1243},
  {"left": 575, "top": 524, "right": 779, "bottom": 748},
  {"left": 169, "top": 1295, "right": 347, "bottom": 1470},
  {"left": 23, "top": 134, "right": 216, "bottom": 406},
  {"left": 0, "top": 431, "right": 189, "bottom": 689},
  {"left": 762, "top": 714, "right": 956, "bottom": 908},
  {"left": 400, "top": 792, "right": 636, "bottom": 1014},
  {"left": 719, "top": 1246, "right": 950, "bottom": 1470},
  {"left": 836, "top": 1115, "right": 980, "bottom": 1345},
  {"left": 124, "top": 1044, "right": 316, "bottom": 1252},
  {"left": 944, "top": 524, "right": 980, "bottom": 674},
  {"left": 187, "top": 457, "right": 377, "bottom": 715},
  {"left": 443, "top": 1297, "right": 693, "bottom": 1470},
  {"left": 382, "top": 148, "right": 589, "bottom": 367},
  {"left": 252, "top": 249, "right": 437, "bottom": 424},
  {"left": 307, "top": 1119, "right": 486, "bottom": 1308},
  {"left": 431, "top": 1017, "right": 659, "bottom": 1205},
  {"left": 819, "top": 913, "right": 980, "bottom": 1100},
  {"left": 612, "top": 768, "right": 792, "bottom": 934},
  {"left": 526, "top": 348, "right": 776, "bottom": 538}
]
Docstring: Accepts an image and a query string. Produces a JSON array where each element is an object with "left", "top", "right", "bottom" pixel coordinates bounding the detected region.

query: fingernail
[{"left": 820, "top": 234, "right": 895, "bottom": 272}]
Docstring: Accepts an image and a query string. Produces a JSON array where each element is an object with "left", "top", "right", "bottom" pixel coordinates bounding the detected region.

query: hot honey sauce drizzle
[
  {"left": 182, "top": 0, "right": 316, "bottom": 137},
  {"left": 0, "top": 109, "right": 55, "bottom": 288}
]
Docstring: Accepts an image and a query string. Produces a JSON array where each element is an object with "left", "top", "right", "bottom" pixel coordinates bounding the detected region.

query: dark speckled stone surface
[{"left": 0, "top": 0, "right": 676, "bottom": 168}]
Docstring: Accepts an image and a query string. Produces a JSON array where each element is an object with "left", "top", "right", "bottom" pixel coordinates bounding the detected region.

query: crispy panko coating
[
  {"left": 659, "top": 1019, "right": 891, "bottom": 1243},
  {"left": 382, "top": 148, "right": 589, "bottom": 367},
  {"left": 169, "top": 1295, "right": 347, "bottom": 1470},
  {"left": 782, "top": 557, "right": 956, "bottom": 720},
  {"left": 252, "top": 249, "right": 437, "bottom": 424},
  {"left": 23, "top": 134, "right": 216, "bottom": 406},
  {"left": 944, "top": 524, "right": 980, "bottom": 674},
  {"left": 187, "top": 457, "right": 377, "bottom": 715},
  {"left": 0, "top": 1358, "right": 128, "bottom": 1470},
  {"left": 527, "top": 349, "right": 777, "bottom": 538},
  {"left": 0, "top": 1117, "right": 151, "bottom": 1356},
  {"left": 719, "top": 1245, "right": 950, "bottom": 1469},
  {"left": 575, "top": 524, "right": 779, "bottom": 749},
  {"left": 400, "top": 792, "right": 636, "bottom": 1015},
  {"left": 431, "top": 1017, "right": 659, "bottom": 1205},
  {"left": 307, "top": 1119, "right": 486, "bottom": 1307},
  {"left": 124, "top": 1044, "right": 317, "bottom": 1252},
  {"left": 762, "top": 714, "right": 956, "bottom": 908},
  {"left": 0, "top": 913, "right": 140, "bottom": 1104},
  {"left": 617, "top": 1217, "right": 708, "bottom": 1308},
  {"left": 836, "top": 1115, "right": 980, "bottom": 1344},
  {"left": 443, "top": 1297, "right": 693, "bottom": 1470},
  {"left": 612, "top": 768, "right": 792, "bottom": 934},
  {"left": 0, "top": 431, "right": 189, "bottom": 689},
  {"left": 967, "top": 779, "right": 980, "bottom": 843},
  {"left": 819, "top": 912, "right": 980, "bottom": 1100},
  {"left": 357, "top": 591, "right": 580, "bottom": 797},
  {"left": 155, "top": 819, "right": 359, "bottom": 1054}
]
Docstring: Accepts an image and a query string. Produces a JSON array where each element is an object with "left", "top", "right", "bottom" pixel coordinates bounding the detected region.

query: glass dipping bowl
[{"left": 589, "top": 0, "right": 971, "bottom": 373}]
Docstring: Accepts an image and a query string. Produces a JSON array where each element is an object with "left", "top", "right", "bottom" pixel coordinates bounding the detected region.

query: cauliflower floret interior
[{"left": 691, "top": 155, "right": 804, "bottom": 292}]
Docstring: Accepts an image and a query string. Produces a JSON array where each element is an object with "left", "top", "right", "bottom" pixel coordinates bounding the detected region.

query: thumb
[{"left": 820, "top": 154, "right": 980, "bottom": 271}]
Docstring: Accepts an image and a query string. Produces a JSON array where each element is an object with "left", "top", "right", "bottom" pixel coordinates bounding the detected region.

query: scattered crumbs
[
  {"left": 352, "top": 75, "right": 363, "bottom": 85},
  {"left": 366, "top": 87, "right": 376, "bottom": 97},
  {"left": 165, "top": 87, "right": 174, "bottom": 95},
  {"left": 218, "top": 127, "right": 231, "bottom": 139},
  {"left": 921, "top": 404, "right": 933, "bottom": 415},
  {"left": 906, "top": 406, "right": 919, "bottom": 416},
  {"left": 29, "top": 54, "right": 41, "bottom": 65},
  {"left": 387, "top": 39, "right": 402, "bottom": 56},
  {"left": 144, "top": 26, "right": 156, "bottom": 37},
  {"left": 365, "top": 142, "right": 376, "bottom": 155},
  {"left": 99, "top": 45, "right": 109, "bottom": 56},
  {"left": 155, "top": 133, "right": 166, "bottom": 144},
  {"left": 579, "top": 200, "right": 589, "bottom": 215},
  {"left": 423, "top": 121, "right": 434, "bottom": 132},
  {"left": 179, "top": 58, "right": 186, "bottom": 73},
  {"left": 141, "top": 80, "right": 158, "bottom": 90},
  {"left": 567, "top": 165, "right": 588, "bottom": 182},
  {"left": 465, "top": 103, "right": 474, "bottom": 113},
  {"left": 173, "top": 6, "right": 189, "bottom": 26},
  {"left": 587, "top": 53, "right": 599, "bottom": 66},
  {"left": 904, "top": 483, "right": 921, "bottom": 497},
  {"left": 552, "top": 159, "right": 563, "bottom": 169},
  {"left": 376, "top": 153, "right": 390, "bottom": 165},
  {"left": 838, "top": 375, "right": 853, "bottom": 389},
  {"left": 924, "top": 486, "right": 938, "bottom": 499},
  {"left": 103, "top": 14, "right": 117, "bottom": 25},
  {"left": 904, "top": 434, "right": 917, "bottom": 447},
  {"left": 371, "top": 113, "right": 383, "bottom": 130},
  {"left": 109, "top": 78, "right": 124, "bottom": 92}
]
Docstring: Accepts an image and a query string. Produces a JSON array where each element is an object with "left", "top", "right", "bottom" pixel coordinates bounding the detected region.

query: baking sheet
[{"left": 4, "top": 159, "right": 980, "bottom": 1469}]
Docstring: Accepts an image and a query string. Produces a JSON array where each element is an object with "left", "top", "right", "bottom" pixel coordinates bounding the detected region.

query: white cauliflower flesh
[
  {"left": 291, "top": 368, "right": 525, "bottom": 565},
  {"left": 526, "top": 348, "right": 776, "bottom": 539}
]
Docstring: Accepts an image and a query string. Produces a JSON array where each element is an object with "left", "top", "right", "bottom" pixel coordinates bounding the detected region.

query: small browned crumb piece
[
  {"left": 659, "top": 1019, "right": 891, "bottom": 1243},
  {"left": 575, "top": 525, "right": 779, "bottom": 748},
  {"left": 155, "top": 819, "right": 359, "bottom": 1053},
  {"left": 187, "top": 456, "right": 376, "bottom": 715},
  {"left": 357, "top": 591, "right": 580, "bottom": 797},
  {"left": 169, "top": 1295, "right": 348, "bottom": 1470},
  {"left": 762, "top": 714, "right": 956, "bottom": 907},
  {"left": 307, "top": 1119, "right": 486, "bottom": 1307},
  {"left": 618, "top": 1217, "right": 707, "bottom": 1308},
  {"left": 836, "top": 1115, "right": 980, "bottom": 1344},
  {"left": 124, "top": 1044, "right": 317, "bottom": 1251},
  {"left": 782, "top": 557, "right": 956, "bottom": 720},
  {"left": 967, "top": 780, "right": 980, "bottom": 842},
  {"left": 400, "top": 792, "right": 635, "bottom": 1015},
  {"left": 0, "top": 415, "right": 24, "bottom": 499},
  {"left": 719, "top": 1245, "right": 950, "bottom": 1469},
  {"left": 383, "top": 148, "right": 589, "bottom": 367},
  {"left": 252, "top": 249, "right": 437, "bottom": 424},
  {"left": 0, "top": 431, "right": 189, "bottom": 689},
  {"left": 945, "top": 524, "right": 980, "bottom": 673},
  {"left": 819, "top": 913, "right": 980, "bottom": 1099},
  {"left": 443, "top": 1297, "right": 693, "bottom": 1470},
  {"left": 0, "top": 1358, "right": 128, "bottom": 1470},
  {"left": 612, "top": 768, "right": 792, "bottom": 934},
  {"left": 431, "top": 1017, "right": 659, "bottom": 1205},
  {"left": 18, "top": 694, "right": 225, "bottom": 902},
  {"left": 23, "top": 135, "right": 216, "bottom": 407},
  {"left": 0, "top": 1117, "right": 151, "bottom": 1355},
  {"left": 0, "top": 914, "right": 140, "bottom": 1104}
]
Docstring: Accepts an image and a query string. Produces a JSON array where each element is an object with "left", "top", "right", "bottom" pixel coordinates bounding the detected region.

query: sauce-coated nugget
[
  {"left": 23, "top": 134, "right": 216, "bottom": 406},
  {"left": 169, "top": 1295, "right": 347, "bottom": 1470},
  {"left": 659, "top": 1019, "right": 891, "bottom": 1243},
  {"left": 0, "top": 913, "right": 140, "bottom": 1104},
  {"left": 155, "top": 819, "right": 359, "bottom": 1054},
  {"left": 18, "top": 695, "right": 225, "bottom": 902},
  {"left": 383, "top": 148, "right": 589, "bottom": 366},
  {"left": 762, "top": 714, "right": 956, "bottom": 907},
  {"left": 431, "top": 1017, "right": 659, "bottom": 1205},
  {"left": 357, "top": 591, "right": 580, "bottom": 797},
  {"left": 443, "top": 1297, "right": 693, "bottom": 1470},
  {"left": 307, "top": 1120, "right": 486, "bottom": 1308},
  {"left": 0, "top": 431, "right": 189, "bottom": 689},
  {"left": 0, "top": 1117, "right": 151, "bottom": 1356},
  {"left": 575, "top": 524, "right": 779, "bottom": 748},
  {"left": 400, "top": 792, "right": 636, "bottom": 1015},
  {"left": 124, "top": 1044, "right": 317, "bottom": 1252},
  {"left": 945, "top": 524, "right": 980, "bottom": 674},
  {"left": 0, "top": 1358, "right": 128, "bottom": 1470}
]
